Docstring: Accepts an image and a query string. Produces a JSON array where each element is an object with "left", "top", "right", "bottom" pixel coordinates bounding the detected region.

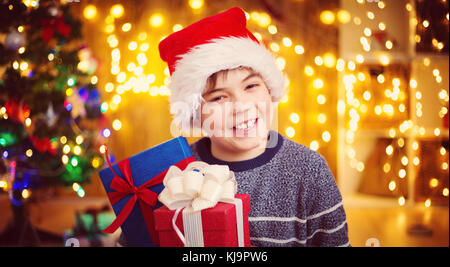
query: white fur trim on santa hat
[{"left": 168, "top": 36, "right": 287, "bottom": 135}]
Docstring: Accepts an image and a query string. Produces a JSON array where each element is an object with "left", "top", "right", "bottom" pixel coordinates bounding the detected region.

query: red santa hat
[{"left": 159, "top": 7, "right": 286, "bottom": 134}]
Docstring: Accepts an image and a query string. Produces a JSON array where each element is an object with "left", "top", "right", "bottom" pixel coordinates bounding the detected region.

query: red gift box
[{"left": 154, "top": 194, "right": 251, "bottom": 247}]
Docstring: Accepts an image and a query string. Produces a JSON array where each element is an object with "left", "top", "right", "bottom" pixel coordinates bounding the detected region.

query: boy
[{"left": 159, "top": 7, "right": 350, "bottom": 247}]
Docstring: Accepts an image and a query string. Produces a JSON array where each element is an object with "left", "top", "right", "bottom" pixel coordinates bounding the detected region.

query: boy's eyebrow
[{"left": 203, "top": 72, "right": 261, "bottom": 97}]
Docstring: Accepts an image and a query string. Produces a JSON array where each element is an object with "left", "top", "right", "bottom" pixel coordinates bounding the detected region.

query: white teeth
[{"left": 235, "top": 119, "right": 256, "bottom": 130}]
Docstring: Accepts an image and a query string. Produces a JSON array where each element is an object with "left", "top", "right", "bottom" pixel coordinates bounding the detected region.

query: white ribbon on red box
[{"left": 158, "top": 161, "right": 244, "bottom": 247}]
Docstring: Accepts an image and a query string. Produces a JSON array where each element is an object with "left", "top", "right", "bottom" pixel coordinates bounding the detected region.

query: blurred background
[{"left": 0, "top": 0, "right": 448, "bottom": 246}]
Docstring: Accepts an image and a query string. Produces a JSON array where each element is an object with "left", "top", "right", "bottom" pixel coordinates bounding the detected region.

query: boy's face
[{"left": 200, "top": 68, "right": 273, "bottom": 153}]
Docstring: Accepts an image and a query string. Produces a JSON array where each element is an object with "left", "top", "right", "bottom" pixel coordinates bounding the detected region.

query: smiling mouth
[{"left": 232, "top": 118, "right": 258, "bottom": 131}]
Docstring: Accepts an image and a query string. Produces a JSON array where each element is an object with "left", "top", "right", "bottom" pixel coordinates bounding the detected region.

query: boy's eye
[
  {"left": 209, "top": 95, "right": 226, "bottom": 102},
  {"left": 246, "top": 83, "right": 260, "bottom": 90}
]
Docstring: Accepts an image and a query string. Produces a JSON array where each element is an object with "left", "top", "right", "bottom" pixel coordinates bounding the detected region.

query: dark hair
[{"left": 204, "top": 66, "right": 256, "bottom": 94}]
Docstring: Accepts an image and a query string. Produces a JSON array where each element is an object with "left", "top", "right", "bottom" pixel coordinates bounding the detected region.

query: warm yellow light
[
  {"left": 355, "top": 54, "right": 364, "bottom": 64},
  {"left": 150, "top": 13, "right": 164, "bottom": 27},
  {"left": 310, "top": 141, "right": 319, "bottom": 151},
  {"left": 113, "top": 119, "right": 122, "bottom": 131},
  {"left": 304, "top": 66, "right": 314, "bottom": 76},
  {"left": 398, "top": 196, "right": 406, "bottom": 206},
  {"left": 313, "top": 78, "right": 324, "bottom": 89},
  {"left": 92, "top": 157, "right": 101, "bottom": 168},
  {"left": 383, "top": 163, "right": 391, "bottom": 173},
  {"left": 388, "top": 181, "right": 396, "bottom": 191},
  {"left": 318, "top": 113, "right": 327, "bottom": 124},
  {"left": 434, "top": 128, "right": 441, "bottom": 136},
  {"left": 105, "top": 82, "right": 114, "bottom": 93},
  {"left": 270, "top": 42, "right": 280, "bottom": 52},
  {"left": 19, "top": 61, "right": 28, "bottom": 71},
  {"left": 374, "top": 105, "right": 382, "bottom": 115},
  {"left": 367, "top": 11, "right": 375, "bottom": 20},
  {"left": 443, "top": 188, "right": 449, "bottom": 197},
  {"left": 294, "top": 45, "right": 305, "bottom": 55},
  {"left": 377, "top": 74, "right": 385, "bottom": 83},
  {"left": 385, "top": 40, "right": 393, "bottom": 49},
  {"left": 440, "top": 146, "right": 447, "bottom": 156},
  {"left": 0, "top": 180, "right": 8, "bottom": 190},
  {"left": 25, "top": 149, "right": 33, "bottom": 157},
  {"left": 189, "top": 0, "right": 203, "bottom": 9},
  {"left": 173, "top": 24, "right": 183, "bottom": 32},
  {"left": 108, "top": 37, "right": 118, "bottom": 47},
  {"left": 422, "top": 20, "right": 430, "bottom": 28},
  {"left": 282, "top": 37, "right": 292, "bottom": 47},
  {"left": 286, "top": 127, "right": 295, "bottom": 138},
  {"left": 336, "top": 59, "right": 345, "bottom": 72},
  {"left": 268, "top": 25, "right": 277, "bottom": 34},
  {"left": 320, "top": 10, "right": 335, "bottom": 25},
  {"left": 12, "top": 60, "right": 20, "bottom": 70},
  {"left": 337, "top": 10, "right": 351, "bottom": 24},
  {"left": 388, "top": 128, "right": 396, "bottom": 138},
  {"left": 25, "top": 118, "right": 31, "bottom": 127},
  {"left": 323, "top": 53, "right": 336, "bottom": 68},
  {"left": 117, "top": 72, "right": 126, "bottom": 83},
  {"left": 322, "top": 131, "right": 331, "bottom": 142},
  {"left": 314, "top": 56, "right": 323, "bottom": 66},
  {"left": 386, "top": 145, "right": 394, "bottom": 156},
  {"left": 137, "top": 53, "right": 148, "bottom": 66},
  {"left": 429, "top": 178, "right": 439, "bottom": 188},
  {"left": 379, "top": 55, "right": 390, "bottom": 66},
  {"left": 83, "top": 5, "right": 97, "bottom": 20},
  {"left": 112, "top": 95, "right": 122, "bottom": 105},
  {"left": 317, "top": 94, "right": 326, "bottom": 105},
  {"left": 289, "top": 113, "right": 300, "bottom": 124},
  {"left": 111, "top": 48, "right": 120, "bottom": 62},
  {"left": 22, "top": 189, "right": 31, "bottom": 199},
  {"left": 363, "top": 91, "right": 371, "bottom": 101},
  {"left": 73, "top": 182, "right": 80, "bottom": 192},
  {"left": 63, "top": 144, "right": 71, "bottom": 154},
  {"left": 398, "top": 169, "right": 406, "bottom": 179},
  {"left": 253, "top": 32, "right": 262, "bottom": 42},
  {"left": 424, "top": 199, "right": 431, "bottom": 208},
  {"left": 256, "top": 12, "right": 271, "bottom": 28},
  {"left": 128, "top": 41, "right": 138, "bottom": 51},
  {"left": 74, "top": 146, "right": 82, "bottom": 155},
  {"left": 401, "top": 156, "right": 408, "bottom": 166},
  {"left": 413, "top": 157, "right": 420, "bottom": 166},
  {"left": 378, "top": 22, "right": 386, "bottom": 31},
  {"left": 122, "top": 23, "right": 132, "bottom": 32},
  {"left": 441, "top": 162, "right": 448, "bottom": 170},
  {"left": 110, "top": 4, "right": 124, "bottom": 18},
  {"left": 60, "top": 136, "right": 67, "bottom": 144},
  {"left": 76, "top": 135, "right": 84, "bottom": 145},
  {"left": 363, "top": 27, "right": 372, "bottom": 37}
]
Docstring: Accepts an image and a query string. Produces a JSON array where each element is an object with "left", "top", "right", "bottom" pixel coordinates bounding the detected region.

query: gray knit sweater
[{"left": 189, "top": 130, "right": 350, "bottom": 247}]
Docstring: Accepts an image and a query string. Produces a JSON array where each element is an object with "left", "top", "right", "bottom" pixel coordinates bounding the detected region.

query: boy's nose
[{"left": 232, "top": 101, "right": 253, "bottom": 115}]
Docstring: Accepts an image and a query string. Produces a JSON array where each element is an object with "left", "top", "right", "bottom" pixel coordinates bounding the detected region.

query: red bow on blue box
[{"left": 99, "top": 137, "right": 195, "bottom": 246}]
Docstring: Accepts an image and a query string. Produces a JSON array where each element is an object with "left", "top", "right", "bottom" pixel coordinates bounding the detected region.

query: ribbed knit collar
[{"left": 195, "top": 130, "right": 283, "bottom": 172}]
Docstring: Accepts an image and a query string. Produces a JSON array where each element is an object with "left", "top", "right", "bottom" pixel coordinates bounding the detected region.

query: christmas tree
[{"left": 0, "top": 0, "right": 104, "bottom": 245}]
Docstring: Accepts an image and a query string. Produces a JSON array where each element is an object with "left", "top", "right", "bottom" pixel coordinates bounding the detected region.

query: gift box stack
[{"left": 98, "top": 136, "right": 251, "bottom": 247}]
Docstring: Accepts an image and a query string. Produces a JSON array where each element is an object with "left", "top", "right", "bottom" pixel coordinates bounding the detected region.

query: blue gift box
[{"left": 98, "top": 136, "right": 194, "bottom": 246}]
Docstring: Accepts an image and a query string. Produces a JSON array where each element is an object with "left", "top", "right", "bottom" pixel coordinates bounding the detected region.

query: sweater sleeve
[{"left": 304, "top": 155, "right": 350, "bottom": 247}]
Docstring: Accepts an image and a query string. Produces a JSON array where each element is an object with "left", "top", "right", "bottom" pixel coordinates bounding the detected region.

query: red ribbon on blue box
[{"left": 98, "top": 136, "right": 195, "bottom": 246}]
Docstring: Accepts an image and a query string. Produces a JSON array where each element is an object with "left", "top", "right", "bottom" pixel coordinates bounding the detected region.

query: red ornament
[
  {"left": 41, "top": 16, "right": 71, "bottom": 43},
  {"left": 29, "top": 136, "right": 56, "bottom": 156},
  {"left": 4, "top": 100, "right": 30, "bottom": 123}
]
